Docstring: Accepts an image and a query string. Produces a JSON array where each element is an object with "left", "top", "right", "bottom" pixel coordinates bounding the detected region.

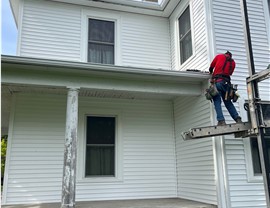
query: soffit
[{"left": 10, "top": 0, "right": 180, "bottom": 19}]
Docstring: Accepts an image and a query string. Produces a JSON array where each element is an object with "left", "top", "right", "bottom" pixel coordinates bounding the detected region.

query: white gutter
[{"left": 1, "top": 55, "right": 210, "bottom": 82}]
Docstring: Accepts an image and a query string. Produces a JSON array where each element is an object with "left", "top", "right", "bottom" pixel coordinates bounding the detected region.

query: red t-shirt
[{"left": 210, "top": 54, "right": 236, "bottom": 77}]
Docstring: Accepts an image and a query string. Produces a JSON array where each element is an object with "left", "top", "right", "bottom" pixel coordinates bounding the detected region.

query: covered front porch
[
  {"left": 2, "top": 55, "right": 217, "bottom": 207},
  {"left": 2, "top": 198, "right": 216, "bottom": 208}
]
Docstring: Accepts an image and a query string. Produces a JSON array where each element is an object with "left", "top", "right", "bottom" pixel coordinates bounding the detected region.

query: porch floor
[{"left": 2, "top": 198, "right": 217, "bottom": 208}]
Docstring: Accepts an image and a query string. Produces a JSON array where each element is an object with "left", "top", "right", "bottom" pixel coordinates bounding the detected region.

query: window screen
[
  {"left": 88, "top": 19, "right": 115, "bottom": 64},
  {"left": 178, "top": 6, "right": 193, "bottom": 64}
]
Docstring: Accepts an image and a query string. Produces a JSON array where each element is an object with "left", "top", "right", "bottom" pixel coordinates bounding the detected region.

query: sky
[{"left": 1, "top": 0, "right": 18, "bottom": 55}]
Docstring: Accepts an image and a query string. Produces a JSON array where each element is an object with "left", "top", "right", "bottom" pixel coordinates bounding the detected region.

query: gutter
[{"left": 1, "top": 55, "right": 210, "bottom": 82}]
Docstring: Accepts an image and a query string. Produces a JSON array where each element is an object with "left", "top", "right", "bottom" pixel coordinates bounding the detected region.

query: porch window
[
  {"left": 85, "top": 116, "right": 115, "bottom": 176},
  {"left": 250, "top": 104, "right": 270, "bottom": 175},
  {"left": 178, "top": 6, "right": 193, "bottom": 64},
  {"left": 88, "top": 19, "right": 115, "bottom": 64}
]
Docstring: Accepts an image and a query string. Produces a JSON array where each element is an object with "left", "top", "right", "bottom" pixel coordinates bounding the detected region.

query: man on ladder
[{"left": 209, "top": 51, "right": 242, "bottom": 126}]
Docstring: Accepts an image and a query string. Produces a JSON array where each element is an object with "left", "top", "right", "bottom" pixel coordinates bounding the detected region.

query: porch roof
[{"left": 1, "top": 55, "right": 210, "bottom": 99}]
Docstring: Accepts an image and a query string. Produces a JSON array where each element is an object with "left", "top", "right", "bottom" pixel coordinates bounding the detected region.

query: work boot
[
  {"left": 235, "top": 116, "right": 242, "bottom": 123},
  {"left": 217, "top": 120, "right": 226, "bottom": 126}
]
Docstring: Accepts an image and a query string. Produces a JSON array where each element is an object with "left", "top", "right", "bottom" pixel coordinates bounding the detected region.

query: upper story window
[
  {"left": 88, "top": 19, "right": 115, "bottom": 64},
  {"left": 178, "top": 6, "right": 193, "bottom": 64}
]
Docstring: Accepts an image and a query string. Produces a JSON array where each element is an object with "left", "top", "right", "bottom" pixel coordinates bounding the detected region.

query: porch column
[{"left": 61, "top": 88, "right": 79, "bottom": 208}]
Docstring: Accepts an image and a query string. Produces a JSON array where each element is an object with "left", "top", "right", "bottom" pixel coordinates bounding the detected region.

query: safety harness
[{"left": 212, "top": 55, "right": 233, "bottom": 83}]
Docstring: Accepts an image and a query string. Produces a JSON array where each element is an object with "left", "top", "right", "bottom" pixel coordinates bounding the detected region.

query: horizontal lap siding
[
  {"left": 5, "top": 94, "right": 66, "bottom": 204},
  {"left": 76, "top": 97, "right": 177, "bottom": 201},
  {"left": 173, "top": 96, "right": 217, "bottom": 205},
  {"left": 212, "top": 0, "right": 269, "bottom": 207},
  {"left": 121, "top": 14, "right": 171, "bottom": 70},
  {"left": 20, "top": 0, "right": 171, "bottom": 70},
  {"left": 4, "top": 94, "right": 177, "bottom": 204},
  {"left": 21, "top": 0, "right": 81, "bottom": 61}
]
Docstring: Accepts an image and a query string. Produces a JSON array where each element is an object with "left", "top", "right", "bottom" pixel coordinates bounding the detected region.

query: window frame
[
  {"left": 175, "top": 0, "right": 195, "bottom": 68},
  {"left": 81, "top": 9, "right": 121, "bottom": 65},
  {"left": 243, "top": 102, "right": 270, "bottom": 182},
  {"left": 77, "top": 108, "right": 123, "bottom": 183},
  {"left": 85, "top": 115, "right": 116, "bottom": 177}
]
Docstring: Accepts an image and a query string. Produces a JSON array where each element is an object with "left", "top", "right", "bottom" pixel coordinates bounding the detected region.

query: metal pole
[
  {"left": 240, "top": 0, "right": 270, "bottom": 206},
  {"left": 61, "top": 88, "right": 79, "bottom": 208}
]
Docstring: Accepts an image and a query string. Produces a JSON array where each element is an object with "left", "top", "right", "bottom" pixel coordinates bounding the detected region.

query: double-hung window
[
  {"left": 85, "top": 116, "right": 115, "bottom": 177},
  {"left": 88, "top": 19, "right": 115, "bottom": 64},
  {"left": 249, "top": 104, "right": 270, "bottom": 176},
  {"left": 178, "top": 6, "right": 193, "bottom": 64}
]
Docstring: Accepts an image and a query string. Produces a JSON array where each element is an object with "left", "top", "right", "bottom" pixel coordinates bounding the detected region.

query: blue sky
[{"left": 1, "top": 0, "right": 17, "bottom": 55}]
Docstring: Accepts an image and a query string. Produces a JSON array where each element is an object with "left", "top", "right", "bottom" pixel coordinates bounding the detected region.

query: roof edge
[{"left": 1, "top": 55, "right": 210, "bottom": 81}]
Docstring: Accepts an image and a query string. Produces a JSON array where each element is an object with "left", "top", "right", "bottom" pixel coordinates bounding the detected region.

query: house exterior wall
[
  {"left": 19, "top": 0, "right": 171, "bottom": 70},
  {"left": 169, "top": 0, "right": 209, "bottom": 71},
  {"left": 3, "top": 93, "right": 177, "bottom": 205},
  {"left": 173, "top": 95, "right": 216, "bottom": 205},
  {"left": 212, "top": 0, "right": 270, "bottom": 207}
]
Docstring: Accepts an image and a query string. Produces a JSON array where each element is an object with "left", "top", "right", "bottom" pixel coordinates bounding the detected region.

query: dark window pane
[
  {"left": 178, "top": 6, "right": 192, "bottom": 64},
  {"left": 179, "top": 7, "right": 191, "bottom": 39},
  {"left": 88, "top": 43, "right": 114, "bottom": 64},
  {"left": 250, "top": 104, "right": 270, "bottom": 175},
  {"left": 251, "top": 138, "right": 262, "bottom": 174},
  {"left": 88, "top": 19, "right": 115, "bottom": 64},
  {"left": 86, "top": 116, "right": 115, "bottom": 145},
  {"left": 180, "top": 31, "right": 192, "bottom": 64},
  {"left": 89, "top": 19, "right": 114, "bottom": 43},
  {"left": 85, "top": 146, "right": 115, "bottom": 176}
]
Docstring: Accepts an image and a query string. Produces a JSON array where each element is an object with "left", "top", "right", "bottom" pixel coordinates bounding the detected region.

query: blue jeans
[{"left": 212, "top": 81, "right": 239, "bottom": 121}]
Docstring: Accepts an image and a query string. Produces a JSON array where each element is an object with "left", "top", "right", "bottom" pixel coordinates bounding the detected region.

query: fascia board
[
  {"left": 49, "top": 0, "right": 177, "bottom": 17},
  {"left": 1, "top": 55, "right": 210, "bottom": 83}
]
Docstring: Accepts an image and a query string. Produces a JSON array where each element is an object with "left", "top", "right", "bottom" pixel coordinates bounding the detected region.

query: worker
[{"left": 209, "top": 51, "right": 242, "bottom": 126}]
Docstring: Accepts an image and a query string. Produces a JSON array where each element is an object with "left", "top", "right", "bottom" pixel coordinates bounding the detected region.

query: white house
[{"left": 1, "top": 0, "right": 270, "bottom": 207}]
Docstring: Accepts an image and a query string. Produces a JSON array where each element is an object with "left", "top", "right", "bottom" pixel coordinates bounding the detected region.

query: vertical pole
[
  {"left": 61, "top": 88, "right": 79, "bottom": 208},
  {"left": 240, "top": 0, "right": 270, "bottom": 207}
]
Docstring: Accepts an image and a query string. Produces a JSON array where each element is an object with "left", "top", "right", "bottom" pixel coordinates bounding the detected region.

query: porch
[{"left": 2, "top": 198, "right": 217, "bottom": 208}]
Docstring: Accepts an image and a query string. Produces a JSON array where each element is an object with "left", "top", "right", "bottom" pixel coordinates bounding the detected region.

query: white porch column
[{"left": 61, "top": 88, "right": 79, "bottom": 208}]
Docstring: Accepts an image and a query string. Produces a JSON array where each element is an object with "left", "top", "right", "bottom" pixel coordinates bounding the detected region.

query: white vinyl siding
[
  {"left": 3, "top": 93, "right": 177, "bottom": 204},
  {"left": 212, "top": 0, "right": 270, "bottom": 207},
  {"left": 170, "top": 0, "right": 208, "bottom": 71},
  {"left": 20, "top": 0, "right": 82, "bottom": 61},
  {"left": 19, "top": 0, "right": 171, "bottom": 70},
  {"left": 120, "top": 13, "right": 171, "bottom": 70},
  {"left": 173, "top": 95, "right": 217, "bottom": 205}
]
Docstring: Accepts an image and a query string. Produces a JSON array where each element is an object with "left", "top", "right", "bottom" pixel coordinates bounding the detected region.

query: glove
[{"left": 209, "top": 67, "right": 214, "bottom": 74}]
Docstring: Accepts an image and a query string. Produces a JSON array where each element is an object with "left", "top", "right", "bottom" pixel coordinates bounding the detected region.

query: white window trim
[
  {"left": 80, "top": 8, "right": 122, "bottom": 65},
  {"left": 174, "top": 0, "right": 196, "bottom": 69},
  {"left": 77, "top": 108, "right": 123, "bottom": 183},
  {"left": 263, "top": 0, "right": 270, "bottom": 46},
  {"left": 243, "top": 138, "right": 263, "bottom": 182},
  {"left": 240, "top": 99, "right": 263, "bottom": 182}
]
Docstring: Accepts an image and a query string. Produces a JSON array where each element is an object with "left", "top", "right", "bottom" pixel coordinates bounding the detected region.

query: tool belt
[{"left": 205, "top": 79, "right": 240, "bottom": 102}]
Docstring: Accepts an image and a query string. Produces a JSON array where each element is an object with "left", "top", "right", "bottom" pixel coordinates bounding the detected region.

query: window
[
  {"left": 268, "top": 0, "right": 270, "bottom": 14},
  {"left": 178, "top": 6, "right": 193, "bottom": 64},
  {"left": 85, "top": 116, "right": 115, "bottom": 177},
  {"left": 250, "top": 104, "right": 270, "bottom": 175},
  {"left": 88, "top": 19, "right": 115, "bottom": 64}
]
